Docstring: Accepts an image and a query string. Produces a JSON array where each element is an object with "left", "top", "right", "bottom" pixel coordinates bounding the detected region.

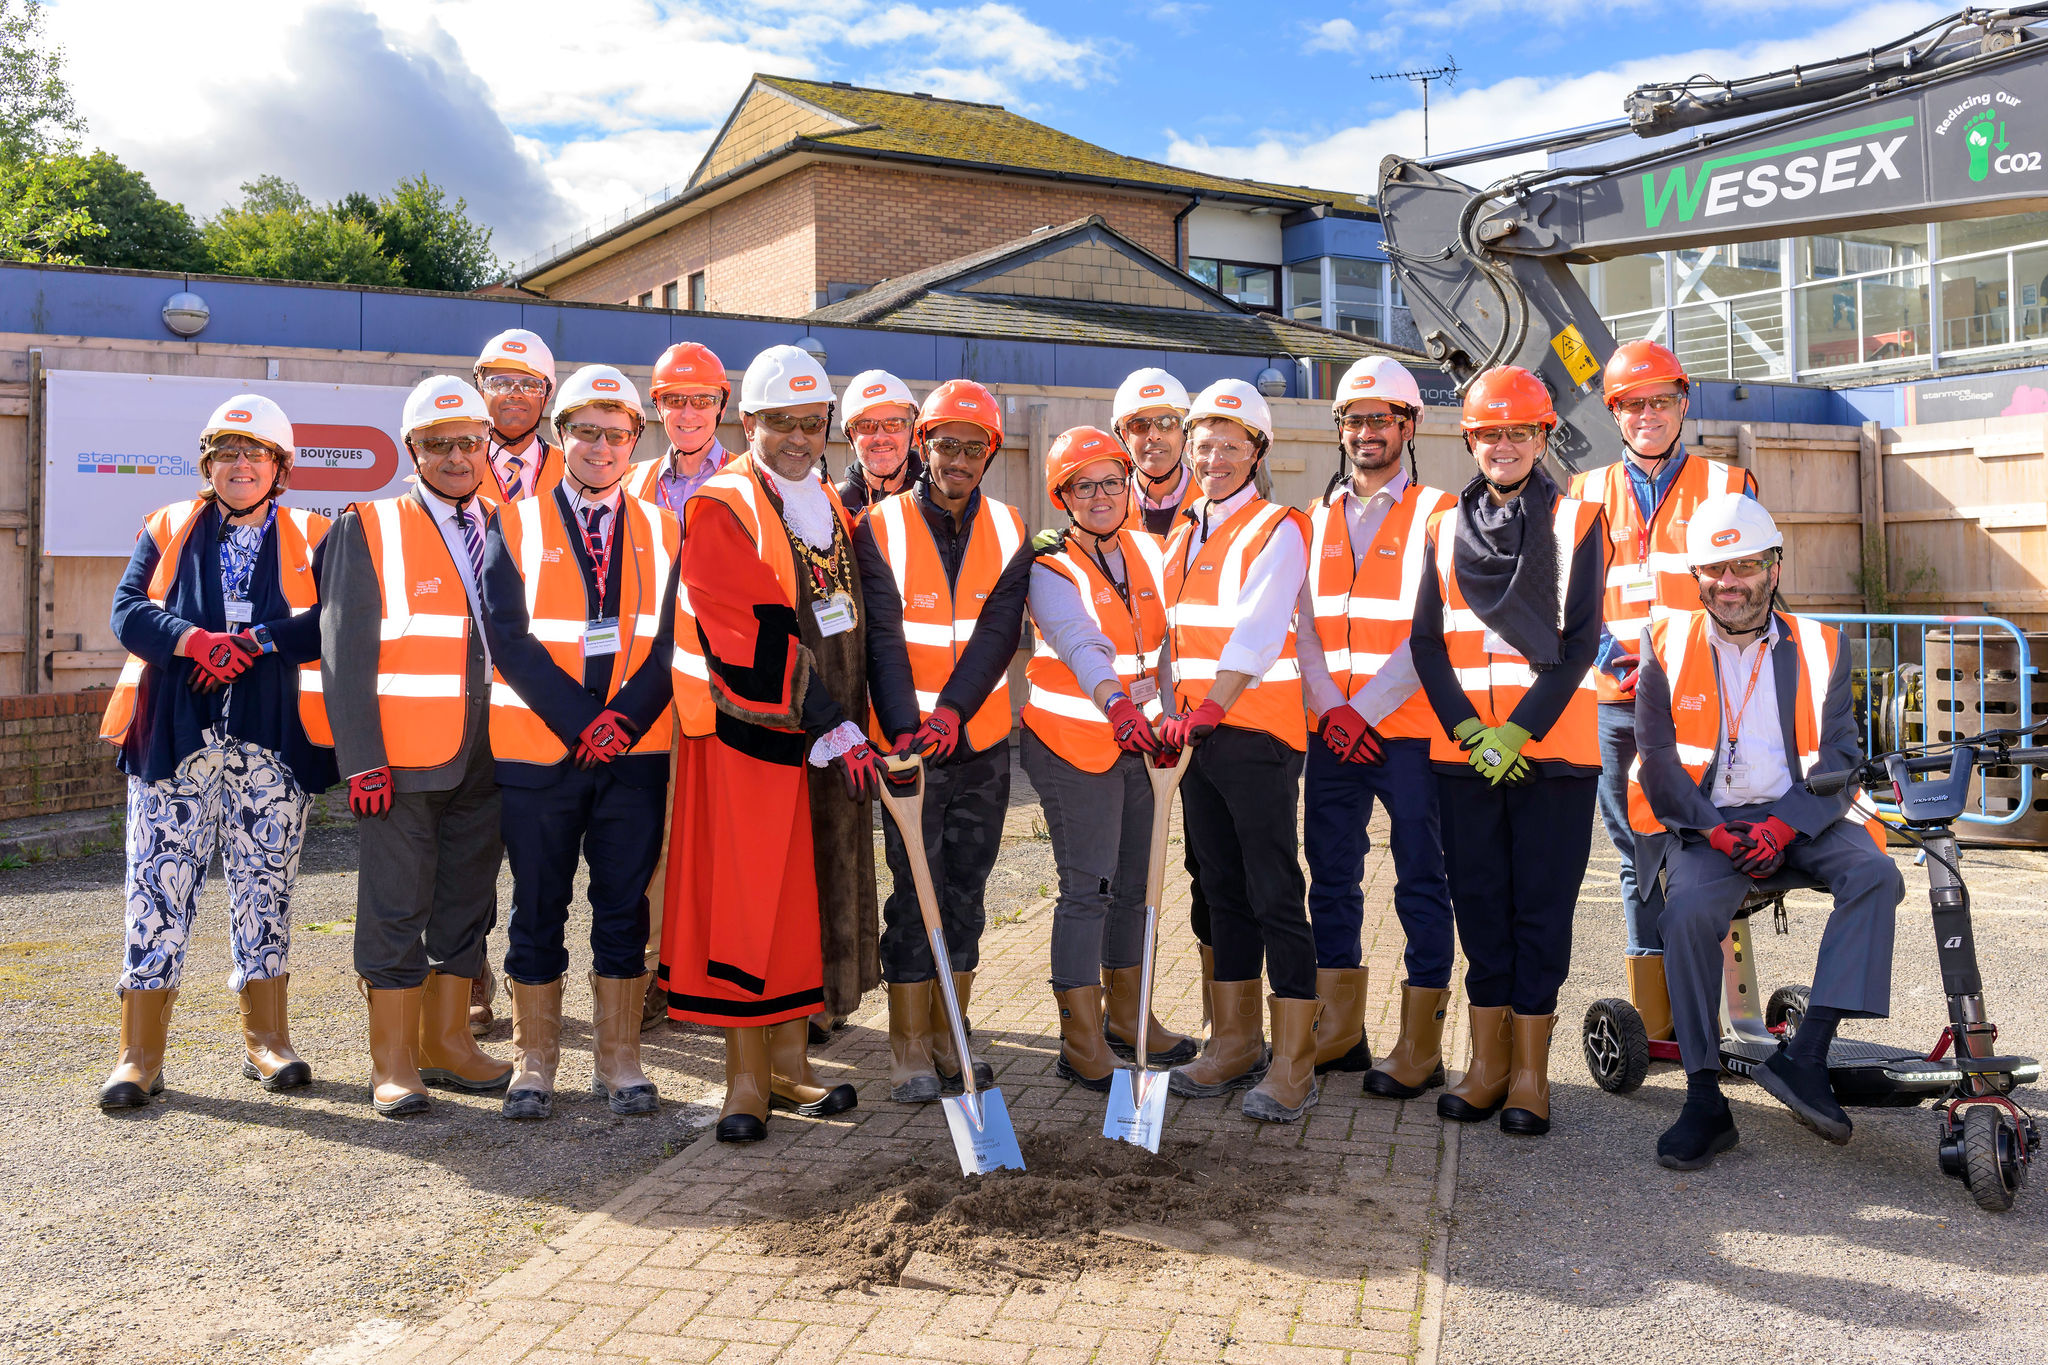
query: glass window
[
  {"left": 1330, "top": 258, "right": 1382, "bottom": 338},
  {"left": 688, "top": 272, "right": 706, "bottom": 311},
  {"left": 1800, "top": 263, "right": 1928, "bottom": 370},
  {"left": 1187, "top": 257, "right": 1276, "bottom": 309},
  {"left": 662, "top": 281, "right": 678, "bottom": 309},
  {"left": 1591, "top": 254, "right": 1667, "bottom": 315},
  {"left": 1676, "top": 242, "right": 1781, "bottom": 300},
  {"left": 1287, "top": 263, "right": 1323, "bottom": 323},
  {"left": 1188, "top": 257, "right": 1219, "bottom": 289},
  {"left": 1940, "top": 210, "right": 2048, "bottom": 258},
  {"left": 637, "top": 291, "right": 654, "bottom": 308},
  {"left": 1938, "top": 254, "right": 2010, "bottom": 351},
  {"left": 1804, "top": 224, "right": 1925, "bottom": 279}
]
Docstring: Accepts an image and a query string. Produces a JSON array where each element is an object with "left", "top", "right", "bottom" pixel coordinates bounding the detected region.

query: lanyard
[
  {"left": 578, "top": 500, "right": 616, "bottom": 617},
  {"left": 1082, "top": 532, "right": 1146, "bottom": 667},
  {"left": 1716, "top": 635, "right": 1770, "bottom": 763}
]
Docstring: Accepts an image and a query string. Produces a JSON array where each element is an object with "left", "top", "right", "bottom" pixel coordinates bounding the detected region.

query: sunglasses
[
  {"left": 478, "top": 375, "right": 548, "bottom": 397},
  {"left": 658, "top": 392, "right": 721, "bottom": 412},
  {"left": 1470, "top": 425, "right": 1544, "bottom": 446},
  {"left": 925, "top": 437, "right": 990, "bottom": 461},
  {"left": 205, "top": 443, "right": 277, "bottom": 466},
  {"left": 756, "top": 412, "right": 831, "bottom": 435},
  {"left": 1613, "top": 394, "right": 1683, "bottom": 416},
  {"left": 1121, "top": 414, "right": 1182, "bottom": 436},
  {"left": 1338, "top": 413, "right": 1405, "bottom": 433},
  {"left": 849, "top": 416, "right": 910, "bottom": 436},
  {"left": 562, "top": 422, "right": 638, "bottom": 448},
  {"left": 1694, "top": 555, "right": 1776, "bottom": 579},
  {"left": 416, "top": 434, "right": 485, "bottom": 456}
]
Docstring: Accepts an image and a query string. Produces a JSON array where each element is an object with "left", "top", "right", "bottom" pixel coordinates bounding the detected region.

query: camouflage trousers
[{"left": 879, "top": 739, "right": 1010, "bottom": 983}]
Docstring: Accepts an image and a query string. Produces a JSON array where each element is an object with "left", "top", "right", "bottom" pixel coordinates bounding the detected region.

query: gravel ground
[
  {"left": 1440, "top": 830, "right": 2048, "bottom": 1364},
  {"left": 0, "top": 762, "right": 1059, "bottom": 1365}
]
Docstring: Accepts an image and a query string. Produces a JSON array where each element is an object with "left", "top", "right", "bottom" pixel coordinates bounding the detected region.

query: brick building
[{"left": 513, "top": 76, "right": 1403, "bottom": 336}]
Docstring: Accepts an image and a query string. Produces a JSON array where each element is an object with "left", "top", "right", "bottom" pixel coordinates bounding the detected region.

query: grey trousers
[
  {"left": 353, "top": 735, "right": 504, "bottom": 990},
  {"left": 1661, "top": 803, "right": 1904, "bottom": 1074},
  {"left": 1020, "top": 729, "right": 1152, "bottom": 991}
]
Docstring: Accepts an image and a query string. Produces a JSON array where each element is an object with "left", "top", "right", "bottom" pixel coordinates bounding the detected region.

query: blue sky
[{"left": 45, "top": 0, "right": 1948, "bottom": 262}]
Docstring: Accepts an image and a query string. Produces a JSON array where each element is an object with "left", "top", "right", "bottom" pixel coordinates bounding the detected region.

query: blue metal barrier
[{"left": 1808, "top": 614, "right": 2039, "bottom": 827}]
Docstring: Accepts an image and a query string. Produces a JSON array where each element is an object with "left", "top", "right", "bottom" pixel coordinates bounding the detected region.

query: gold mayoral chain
[{"left": 793, "top": 527, "right": 857, "bottom": 621}]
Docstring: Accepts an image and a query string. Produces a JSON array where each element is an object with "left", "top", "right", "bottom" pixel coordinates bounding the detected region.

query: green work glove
[
  {"left": 1452, "top": 717, "right": 1486, "bottom": 749},
  {"left": 1467, "top": 722, "right": 1534, "bottom": 787},
  {"left": 1031, "top": 527, "right": 1067, "bottom": 556}
]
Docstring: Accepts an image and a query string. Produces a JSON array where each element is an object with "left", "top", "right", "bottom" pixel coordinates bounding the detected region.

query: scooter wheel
[
  {"left": 1583, "top": 998, "right": 1650, "bottom": 1095},
  {"left": 1766, "top": 985, "right": 1811, "bottom": 1039},
  {"left": 1962, "top": 1105, "right": 2023, "bottom": 1213}
]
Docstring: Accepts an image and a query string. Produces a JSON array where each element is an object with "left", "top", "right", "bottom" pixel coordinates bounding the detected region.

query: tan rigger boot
[
  {"left": 1169, "top": 978, "right": 1269, "bottom": 1097},
  {"left": 1244, "top": 995, "right": 1324, "bottom": 1122},
  {"left": 1626, "top": 955, "right": 1674, "bottom": 1042},
  {"left": 931, "top": 970, "right": 991, "bottom": 1093},
  {"left": 1438, "top": 1005, "right": 1513, "bottom": 1122},
  {"left": 362, "top": 981, "right": 428, "bottom": 1116},
  {"left": 1054, "top": 986, "right": 1119, "bottom": 1092},
  {"left": 1499, "top": 1013, "right": 1557, "bottom": 1137},
  {"left": 417, "top": 971, "right": 512, "bottom": 1092},
  {"left": 502, "top": 977, "right": 564, "bottom": 1120},
  {"left": 1364, "top": 983, "right": 1451, "bottom": 1099},
  {"left": 1102, "top": 966, "right": 1197, "bottom": 1066},
  {"left": 98, "top": 987, "right": 177, "bottom": 1111},
  {"left": 768, "top": 1017, "right": 857, "bottom": 1117},
  {"left": 591, "top": 971, "right": 659, "bottom": 1115},
  {"left": 887, "top": 980, "right": 942, "bottom": 1103},
  {"left": 717, "top": 1026, "right": 771, "bottom": 1143},
  {"left": 1310, "top": 966, "right": 1373, "bottom": 1072},
  {"left": 238, "top": 974, "right": 311, "bottom": 1091}
]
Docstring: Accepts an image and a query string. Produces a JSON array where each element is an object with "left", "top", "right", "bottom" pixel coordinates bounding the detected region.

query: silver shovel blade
[
  {"left": 1102, "top": 1068, "right": 1168, "bottom": 1153},
  {"left": 941, "top": 1087, "right": 1026, "bottom": 1174}
]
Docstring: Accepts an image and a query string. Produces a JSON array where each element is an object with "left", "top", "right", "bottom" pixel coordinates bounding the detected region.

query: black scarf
[{"left": 1453, "top": 466, "right": 1563, "bottom": 670}]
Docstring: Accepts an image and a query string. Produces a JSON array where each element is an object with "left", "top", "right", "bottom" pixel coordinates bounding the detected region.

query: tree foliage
[
  {"left": 200, "top": 175, "right": 400, "bottom": 287},
  {"left": 13, "top": 150, "right": 205, "bottom": 270},
  {"left": 0, "top": 0, "right": 80, "bottom": 163},
  {"left": 366, "top": 174, "right": 502, "bottom": 293}
]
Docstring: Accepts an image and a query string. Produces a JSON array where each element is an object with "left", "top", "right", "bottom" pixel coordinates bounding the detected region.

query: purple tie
[{"left": 455, "top": 510, "right": 486, "bottom": 582}]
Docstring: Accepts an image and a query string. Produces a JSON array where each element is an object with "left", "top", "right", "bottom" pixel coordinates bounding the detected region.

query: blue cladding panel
[
  {"left": 522, "top": 304, "right": 674, "bottom": 367},
  {"left": 1281, "top": 217, "right": 1388, "bottom": 265},
  {"left": 1052, "top": 345, "right": 1173, "bottom": 390},
  {"left": 941, "top": 337, "right": 1054, "bottom": 387},
  {"left": 0, "top": 270, "right": 177, "bottom": 341},
  {"left": 1837, "top": 384, "right": 1904, "bottom": 427},
  {"left": 197, "top": 279, "right": 362, "bottom": 350},
  {"left": 363, "top": 292, "right": 523, "bottom": 358}
]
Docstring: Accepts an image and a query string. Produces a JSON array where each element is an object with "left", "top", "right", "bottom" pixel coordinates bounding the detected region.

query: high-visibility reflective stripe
[
  {"left": 380, "top": 614, "right": 468, "bottom": 640},
  {"left": 299, "top": 669, "right": 323, "bottom": 693},
  {"left": 1024, "top": 686, "right": 1103, "bottom": 720},
  {"left": 490, "top": 681, "right": 532, "bottom": 709},
  {"left": 675, "top": 651, "right": 708, "bottom": 680},
  {"left": 901, "top": 621, "right": 955, "bottom": 647},
  {"left": 528, "top": 620, "right": 584, "bottom": 644},
  {"left": 913, "top": 688, "right": 944, "bottom": 710},
  {"left": 1174, "top": 656, "right": 1301, "bottom": 683},
  {"left": 116, "top": 657, "right": 144, "bottom": 686},
  {"left": 875, "top": 497, "right": 911, "bottom": 601},
  {"left": 375, "top": 673, "right": 462, "bottom": 698}
]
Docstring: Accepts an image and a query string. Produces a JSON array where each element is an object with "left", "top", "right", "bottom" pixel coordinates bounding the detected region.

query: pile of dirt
[{"left": 747, "top": 1130, "right": 1362, "bottom": 1289}]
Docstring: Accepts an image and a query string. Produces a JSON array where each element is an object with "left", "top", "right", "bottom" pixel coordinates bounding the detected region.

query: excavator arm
[{"left": 1380, "top": 3, "right": 2048, "bottom": 469}]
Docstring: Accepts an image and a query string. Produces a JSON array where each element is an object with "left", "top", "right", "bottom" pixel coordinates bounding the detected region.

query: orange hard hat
[
  {"left": 916, "top": 378, "right": 1003, "bottom": 450},
  {"left": 1461, "top": 366, "right": 1556, "bottom": 432},
  {"left": 651, "top": 342, "right": 730, "bottom": 400},
  {"left": 1045, "top": 426, "right": 1131, "bottom": 509},
  {"left": 1602, "top": 339, "right": 1689, "bottom": 405}
]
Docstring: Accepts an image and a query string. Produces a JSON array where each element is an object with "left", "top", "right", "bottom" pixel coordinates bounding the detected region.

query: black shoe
[
  {"left": 244, "top": 1059, "right": 313, "bottom": 1092},
  {"left": 771, "top": 1083, "right": 858, "bottom": 1118},
  {"left": 1657, "top": 1095, "right": 1739, "bottom": 1170},
  {"left": 1054, "top": 1056, "right": 1114, "bottom": 1092},
  {"left": 372, "top": 1089, "right": 430, "bottom": 1117},
  {"left": 1499, "top": 1106, "right": 1550, "bottom": 1137},
  {"left": 1436, "top": 1091, "right": 1503, "bottom": 1123},
  {"left": 938, "top": 1061, "right": 996, "bottom": 1095},
  {"left": 1364, "top": 1063, "right": 1445, "bottom": 1100},
  {"left": 890, "top": 1074, "right": 942, "bottom": 1104},
  {"left": 596, "top": 1079, "right": 660, "bottom": 1116},
  {"left": 1103, "top": 1021, "right": 1200, "bottom": 1067},
  {"left": 1314, "top": 1036, "right": 1375, "bottom": 1074},
  {"left": 97, "top": 1073, "right": 163, "bottom": 1111},
  {"left": 1756, "top": 1051, "right": 1852, "bottom": 1145},
  {"left": 503, "top": 1088, "right": 553, "bottom": 1121},
  {"left": 716, "top": 1112, "right": 766, "bottom": 1143}
]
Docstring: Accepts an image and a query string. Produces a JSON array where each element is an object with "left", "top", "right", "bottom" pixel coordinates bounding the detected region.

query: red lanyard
[
  {"left": 1716, "top": 636, "right": 1769, "bottom": 762},
  {"left": 579, "top": 502, "right": 615, "bottom": 617}
]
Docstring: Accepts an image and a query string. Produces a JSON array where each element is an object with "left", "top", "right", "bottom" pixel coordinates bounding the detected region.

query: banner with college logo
[{"left": 43, "top": 370, "right": 418, "bottom": 557}]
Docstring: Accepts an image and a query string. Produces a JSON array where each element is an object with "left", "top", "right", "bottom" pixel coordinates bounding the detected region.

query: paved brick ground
[{"left": 364, "top": 795, "right": 1457, "bottom": 1365}]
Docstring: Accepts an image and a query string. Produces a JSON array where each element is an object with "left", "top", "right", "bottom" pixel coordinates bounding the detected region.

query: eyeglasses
[
  {"left": 1338, "top": 413, "right": 1405, "bottom": 434},
  {"left": 205, "top": 443, "right": 277, "bottom": 466},
  {"left": 416, "top": 434, "right": 485, "bottom": 457},
  {"left": 1694, "top": 555, "right": 1777, "bottom": 579},
  {"left": 1191, "top": 440, "right": 1251, "bottom": 459},
  {"left": 756, "top": 412, "right": 831, "bottom": 435},
  {"left": 1613, "top": 394, "right": 1683, "bottom": 416},
  {"left": 925, "top": 437, "right": 990, "bottom": 461},
  {"left": 658, "top": 392, "right": 721, "bottom": 412},
  {"left": 1066, "top": 475, "right": 1129, "bottom": 500},
  {"left": 478, "top": 375, "right": 548, "bottom": 397},
  {"left": 849, "top": 416, "right": 910, "bottom": 436},
  {"left": 1470, "top": 425, "right": 1544, "bottom": 446},
  {"left": 562, "top": 422, "right": 638, "bottom": 448},
  {"left": 1121, "top": 414, "right": 1182, "bottom": 437}
]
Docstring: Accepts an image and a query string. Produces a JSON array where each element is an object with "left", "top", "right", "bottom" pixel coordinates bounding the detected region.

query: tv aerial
[{"left": 1371, "top": 57, "right": 1460, "bottom": 157}]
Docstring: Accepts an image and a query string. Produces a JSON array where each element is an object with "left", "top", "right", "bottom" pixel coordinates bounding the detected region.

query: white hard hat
[
  {"left": 476, "top": 328, "right": 556, "bottom": 385},
  {"left": 1686, "top": 492, "right": 1783, "bottom": 567},
  {"left": 1331, "top": 356, "right": 1423, "bottom": 417},
  {"left": 1112, "top": 368, "right": 1190, "bottom": 429},
  {"left": 553, "top": 364, "right": 644, "bottom": 426},
  {"left": 201, "top": 394, "right": 294, "bottom": 458},
  {"left": 740, "top": 344, "right": 836, "bottom": 414},
  {"left": 841, "top": 369, "right": 917, "bottom": 432},
  {"left": 401, "top": 376, "right": 489, "bottom": 438},
  {"left": 1186, "top": 377, "right": 1274, "bottom": 447}
]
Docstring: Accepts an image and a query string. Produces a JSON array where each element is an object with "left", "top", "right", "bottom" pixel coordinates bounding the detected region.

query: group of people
[{"left": 95, "top": 325, "right": 1905, "bottom": 1173}]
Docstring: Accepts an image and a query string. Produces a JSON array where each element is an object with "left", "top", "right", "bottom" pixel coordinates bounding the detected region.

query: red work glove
[
  {"left": 1706, "top": 822, "right": 1753, "bottom": 865},
  {"left": 1158, "top": 698, "right": 1227, "bottom": 750},
  {"left": 911, "top": 705, "right": 961, "bottom": 763},
  {"left": 1104, "top": 692, "right": 1160, "bottom": 756},
  {"left": 1737, "top": 815, "right": 1798, "bottom": 879},
  {"left": 348, "top": 767, "right": 393, "bottom": 820},
  {"left": 1615, "top": 666, "right": 1639, "bottom": 698},
  {"left": 1319, "top": 703, "right": 1385, "bottom": 765},
  {"left": 835, "top": 739, "right": 883, "bottom": 802},
  {"left": 574, "top": 709, "right": 636, "bottom": 767},
  {"left": 185, "top": 628, "right": 258, "bottom": 689}
]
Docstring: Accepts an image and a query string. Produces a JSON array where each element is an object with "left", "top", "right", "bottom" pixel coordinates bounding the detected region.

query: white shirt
[
  {"left": 564, "top": 481, "right": 624, "bottom": 552},
  {"left": 1177, "top": 480, "right": 1308, "bottom": 681},
  {"left": 763, "top": 463, "right": 836, "bottom": 551},
  {"left": 1706, "top": 615, "right": 1792, "bottom": 805},
  {"left": 1295, "top": 471, "right": 1424, "bottom": 724},
  {"left": 1028, "top": 547, "right": 1127, "bottom": 703},
  {"left": 414, "top": 483, "right": 491, "bottom": 670},
  {"left": 1139, "top": 463, "right": 1193, "bottom": 512}
]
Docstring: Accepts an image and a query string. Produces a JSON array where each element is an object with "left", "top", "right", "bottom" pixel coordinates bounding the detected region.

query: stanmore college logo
[{"left": 1639, "top": 117, "right": 1913, "bottom": 228}]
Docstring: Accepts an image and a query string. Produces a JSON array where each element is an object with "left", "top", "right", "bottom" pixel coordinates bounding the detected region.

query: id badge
[
  {"left": 1620, "top": 567, "right": 1657, "bottom": 604},
  {"left": 582, "top": 618, "right": 622, "bottom": 658},
  {"left": 813, "top": 592, "right": 857, "bottom": 637},
  {"left": 1723, "top": 762, "right": 1750, "bottom": 793},
  {"left": 1129, "top": 677, "right": 1159, "bottom": 706},
  {"left": 223, "top": 599, "right": 254, "bottom": 625},
  {"left": 1482, "top": 628, "right": 1512, "bottom": 656}
]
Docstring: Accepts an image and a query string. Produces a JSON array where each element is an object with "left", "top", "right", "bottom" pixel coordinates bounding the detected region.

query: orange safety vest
[
  {"left": 487, "top": 437, "right": 563, "bottom": 503},
  {"left": 1307, "top": 481, "right": 1455, "bottom": 742},
  {"left": 679, "top": 458, "right": 853, "bottom": 736},
  {"left": 1122, "top": 464, "right": 1201, "bottom": 537},
  {"left": 1625, "top": 611, "right": 1886, "bottom": 847},
  {"left": 318, "top": 492, "right": 497, "bottom": 771},
  {"left": 101, "top": 499, "right": 329, "bottom": 748},
  {"left": 1022, "top": 531, "right": 1168, "bottom": 774},
  {"left": 487, "top": 493, "right": 680, "bottom": 763},
  {"left": 1569, "top": 453, "right": 1756, "bottom": 703},
  {"left": 622, "top": 444, "right": 732, "bottom": 505},
  {"left": 1423, "top": 495, "right": 1602, "bottom": 767},
  {"left": 866, "top": 490, "right": 1027, "bottom": 752},
  {"left": 1163, "top": 496, "right": 1310, "bottom": 751}
]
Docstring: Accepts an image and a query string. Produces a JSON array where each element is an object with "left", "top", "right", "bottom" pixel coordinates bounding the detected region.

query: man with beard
[
  {"left": 1632, "top": 495, "right": 1901, "bottom": 1171},
  {"left": 1114, "top": 368, "right": 1200, "bottom": 537},
  {"left": 1296, "top": 356, "right": 1458, "bottom": 1101},
  {"left": 834, "top": 369, "right": 922, "bottom": 517}
]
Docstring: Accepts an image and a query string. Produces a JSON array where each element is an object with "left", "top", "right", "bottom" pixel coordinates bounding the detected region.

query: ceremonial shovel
[
  {"left": 876, "top": 752, "right": 1026, "bottom": 1175},
  {"left": 1102, "top": 745, "right": 1193, "bottom": 1153}
]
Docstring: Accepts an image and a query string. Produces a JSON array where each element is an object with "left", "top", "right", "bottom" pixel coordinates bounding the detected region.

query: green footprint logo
[{"left": 1966, "top": 110, "right": 2009, "bottom": 181}]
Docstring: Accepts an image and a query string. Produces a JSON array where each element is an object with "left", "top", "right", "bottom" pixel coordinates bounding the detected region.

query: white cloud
[{"left": 1302, "top": 18, "right": 1371, "bottom": 56}]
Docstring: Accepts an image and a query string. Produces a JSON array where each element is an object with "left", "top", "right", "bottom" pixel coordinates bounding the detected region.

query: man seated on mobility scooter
[{"left": 1632, "top": 494, "right": 1904, "bottom": 1171}]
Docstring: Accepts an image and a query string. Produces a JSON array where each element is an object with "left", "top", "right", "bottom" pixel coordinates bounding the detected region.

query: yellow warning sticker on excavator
[{"left": 1550, "top": 325, "right": 1600, "bottom": 387}]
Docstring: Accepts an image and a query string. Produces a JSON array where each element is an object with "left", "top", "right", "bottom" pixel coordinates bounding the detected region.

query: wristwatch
[{"left": 247, "top": 623, "right": 277, "bottom": 655}]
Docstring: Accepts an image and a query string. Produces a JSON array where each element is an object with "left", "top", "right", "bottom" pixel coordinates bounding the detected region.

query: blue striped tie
[
  {"left": 455, "top": 509, "right": 485, "bottom": 582},
  {"left": 502, "top": 453, "right": 524, "bottom": 501}
]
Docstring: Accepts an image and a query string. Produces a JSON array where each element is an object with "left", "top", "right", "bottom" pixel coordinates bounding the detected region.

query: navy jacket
[{"left": 109, "top": 499, "right": 337, "bottom": 791}]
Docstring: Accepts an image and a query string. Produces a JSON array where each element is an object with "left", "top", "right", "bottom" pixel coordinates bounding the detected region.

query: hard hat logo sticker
[
  {"left": 1139, "top": 383, "right": 1166, "bottom": 399},
  {"left": 434, "top": 394, "right": 464, "bottom": 409},
  {"left": 226, "top": 410, "right": 252, "bottom": 422},
  {"left": 593, "top": 378, "right": 620, "bottom": 391},
  {"left": 790, "top": 376, "right": 817, "bottom": 392},
  {"left": 862, "top": 382, "right": 887, "bottom": 398},
  {"left": 1215, "top": 395, "right": 1242, "bottom": 409},
  {"left": 1711, "top": 528, "right": 1741, "bottom": 547},
  {"left": 503, "top": 340, "right": 528, "bottom": 354}
]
